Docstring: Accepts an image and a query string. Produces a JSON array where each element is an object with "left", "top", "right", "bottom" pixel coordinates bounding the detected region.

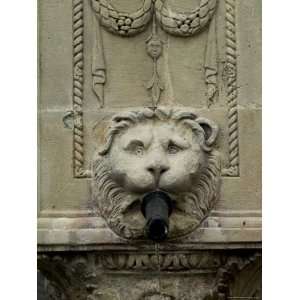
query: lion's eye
[
  {"left": 125, "top": 140, "right": 145, "bottom": 156},
  {"left": 167, "top": 143, "right": 181, "bottom": 154},
  {"left": 134, "top": 145, "right": 144, "bottom": 156}
]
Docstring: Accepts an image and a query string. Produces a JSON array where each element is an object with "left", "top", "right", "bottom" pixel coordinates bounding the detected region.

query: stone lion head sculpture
[{"left": 92, "top": 107, "right": 221, "bottom": 240}]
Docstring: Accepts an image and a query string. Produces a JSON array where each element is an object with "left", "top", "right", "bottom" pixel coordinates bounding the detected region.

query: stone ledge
[{"left": 38, "top": 213, "right": 262, "bottom": 251}]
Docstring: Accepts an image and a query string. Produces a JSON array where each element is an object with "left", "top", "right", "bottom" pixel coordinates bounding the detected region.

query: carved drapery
[{"left": 90, "top": 0, "right": 218, "bottom": 106}]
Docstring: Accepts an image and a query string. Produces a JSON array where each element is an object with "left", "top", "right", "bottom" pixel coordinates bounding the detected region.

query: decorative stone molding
[
  {"left": 72, "top": 0, "right": 91, "bottom": 178},
  {"left": 100, "top": 251, "right": 222, "bottom": 271},
  {"left": 204, "top": 252, "right": 261, "bottom": 300},
  {"left": 227, "top": 253, "right": 262, "bottom": 299},
  {"left": 92, "top": 107, "right": 221, "bottom": 240},
  {"left": 38, "top": 251, "right": 261, "bottom": 300},
  {"left": 222, "top": 0, "right": 239, "bottom": 176}
]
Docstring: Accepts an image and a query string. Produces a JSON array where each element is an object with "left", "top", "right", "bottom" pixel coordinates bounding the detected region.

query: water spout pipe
[{"left": 141, "top": 191, "right": 173, "bottom": 242}]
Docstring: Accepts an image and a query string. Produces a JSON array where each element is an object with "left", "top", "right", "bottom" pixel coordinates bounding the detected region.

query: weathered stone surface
[
  {"left": 38, "top": 251, "right": 261, "bottom": 300},
  {"left": 38, "top": 0, "right": 261, "bottom": 298}
]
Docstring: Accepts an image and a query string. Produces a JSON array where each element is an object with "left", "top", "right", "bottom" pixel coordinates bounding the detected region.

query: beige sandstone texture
[{"left": 38, "top": 0, "right": 261, "bottom": 299}]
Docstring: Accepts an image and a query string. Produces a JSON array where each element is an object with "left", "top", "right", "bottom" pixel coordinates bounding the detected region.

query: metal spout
[{"left": 141, "top": 191, "right": 173, "bottom": 242}]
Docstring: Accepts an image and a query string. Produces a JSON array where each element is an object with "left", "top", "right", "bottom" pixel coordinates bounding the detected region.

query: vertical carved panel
[
  {"left": 222, "top": 0, "right": 239, "bottom": 176},
  {"left": 72, "top": 0, "right": 90, "bottom": 178},
  {"left": 38, "top": 251, "right": 261, "bottom": 300},
  {"left": 70, "top": 0, "right": 241, "bottom": 178}
]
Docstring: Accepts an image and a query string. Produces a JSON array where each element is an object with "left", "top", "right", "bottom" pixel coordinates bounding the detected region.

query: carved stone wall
[
  {"left": 38, "top": 251, "right": 261, "bottom": 300},
  {"left": 38, "top": 0, "right": 261, "bottom": 299}
]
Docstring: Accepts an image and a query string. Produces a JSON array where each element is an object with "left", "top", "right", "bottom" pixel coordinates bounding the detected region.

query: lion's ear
[
  {"left": 92, "top": 116, "right": 112, "bottom": 149},
  {"left": 196, "top": 117, "right": 219, "bottom": 147}
]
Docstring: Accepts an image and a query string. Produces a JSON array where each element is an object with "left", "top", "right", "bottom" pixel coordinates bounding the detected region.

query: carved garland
[
  {"left": 91, "top": 0, "right": 218, "bottom": 106},
  {"left": 91, "top": 0, "right": 217, "bottom": 37},
  {"left": 71, "top": 0, "right": 240, "bottom": 178},
  {"left": 91, "top": 0, "right": 153, "bottom": 37},
  {"left": 38, "top": 252, "right": 221, "bottom": 275},
  {"left": 155, "top": 0, "right": 217, "bottom": 36}
]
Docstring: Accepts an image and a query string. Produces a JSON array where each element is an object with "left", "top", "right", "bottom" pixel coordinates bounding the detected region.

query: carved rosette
[{"left": 91, "top": 0, "right": 153, "bottom": 37}]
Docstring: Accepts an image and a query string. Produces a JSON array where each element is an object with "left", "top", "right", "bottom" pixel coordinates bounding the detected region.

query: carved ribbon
[
  {"left": 92, "top": 15, "right": 106, "bottom": 107},
  {"left": 205, "top": 14, "right": 218, "bottom": 105}
]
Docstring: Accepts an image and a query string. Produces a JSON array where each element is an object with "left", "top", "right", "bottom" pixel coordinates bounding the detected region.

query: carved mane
[{"left": 92, "top": 107, "right": 221, "bottom": 239}]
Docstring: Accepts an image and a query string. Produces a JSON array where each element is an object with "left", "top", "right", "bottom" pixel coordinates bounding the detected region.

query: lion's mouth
[
  {"left": 121, "top": 193, "right": 199, "bottom": 223},
  {"left": 112, "top": 188, "right": 204, "bottom": 240}
]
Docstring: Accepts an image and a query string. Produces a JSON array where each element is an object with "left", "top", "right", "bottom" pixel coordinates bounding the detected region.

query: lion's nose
[
  {"left": 146, "top": 151, "right": 170, "bottom": 183},
  {"left": 147, "top": 166, "right": 169, "bottom": 179},
  {"left": 146, "top": 158, "right": 170, "bottom": 182}
]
